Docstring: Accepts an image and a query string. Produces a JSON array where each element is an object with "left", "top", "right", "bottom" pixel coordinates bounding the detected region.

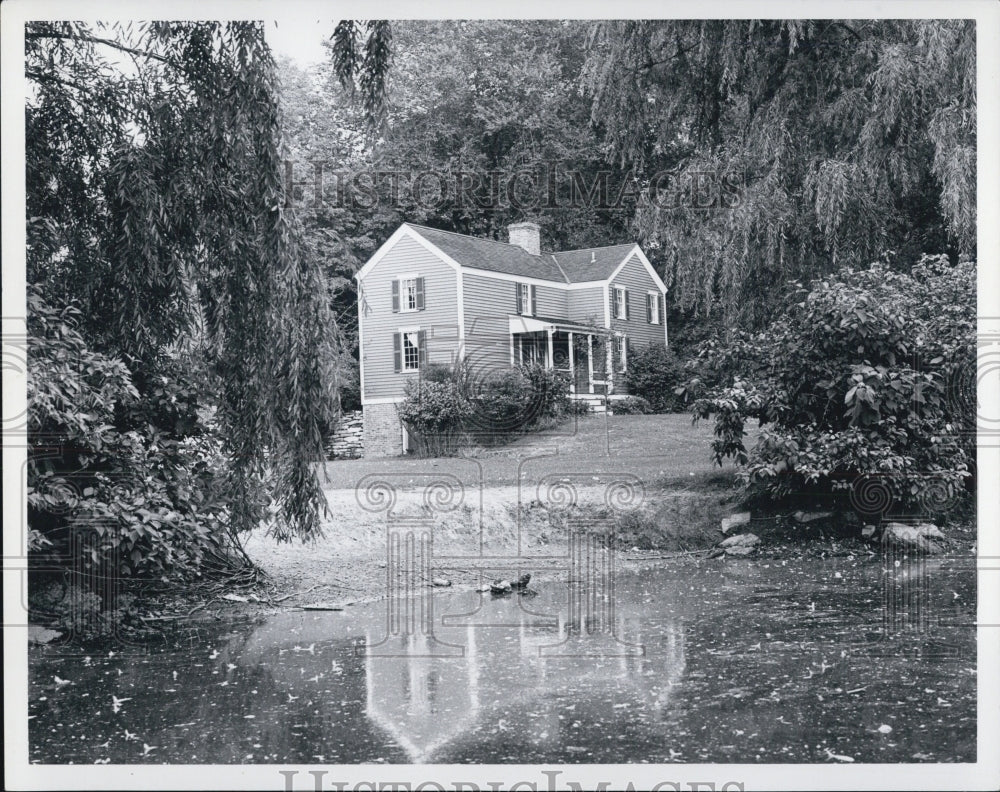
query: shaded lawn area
[{"left": 321, "top": 413, "right": 757, "bottom": 492}]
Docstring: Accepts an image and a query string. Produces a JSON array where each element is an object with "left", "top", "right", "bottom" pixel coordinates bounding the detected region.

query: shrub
[
  {"left": 397, "top": 362, "right": 572, "bottom": 455},
  {"left": 421, "top": 362, "right": 457, "bottom": 384},
  {"left": 520, "top": 363, "right": 572, "bottom": 421},
  {"left": 610, "top": 395, "right": 653, "bottom": 415},
  {"left": 27, "top": 287, "right": 239, "bottom": 590},
  {"left": 338, "top": 358, "right": 362, "bottom": 412},
  {"left": 467, "top": 368, "right": 535, "bottom": 440},
  {"left": 396, "top": 378, "right": 471, "bottom": 456},
  {"left": 692, "top": 255, "right": 975, "bottom": 515},
  {"left": 624, "top": 345, "right": 683, "bottom": 412}
]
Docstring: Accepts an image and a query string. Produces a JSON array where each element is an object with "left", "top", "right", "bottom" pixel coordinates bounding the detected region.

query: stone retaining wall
[{"left": 325, "top": 410, "right": 364, "bottom": 459}]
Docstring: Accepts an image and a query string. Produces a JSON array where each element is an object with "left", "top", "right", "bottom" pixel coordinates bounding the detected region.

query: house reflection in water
[
  {"left": 365, "top": 627, "right": 482, "bottom": 762},
  {"left": 363, "top": 592, "right": 685, "bottom": 762}
]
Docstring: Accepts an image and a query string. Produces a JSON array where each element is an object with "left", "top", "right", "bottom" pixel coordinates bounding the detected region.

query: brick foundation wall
[
  {"left": 325, "top": 410, "right": 364, "bottom": 459},
  {"left": 362, "top": 402, "right": 405, "bottom": 457}
]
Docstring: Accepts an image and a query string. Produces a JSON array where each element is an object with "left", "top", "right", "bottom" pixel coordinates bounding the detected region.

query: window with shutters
[
  {"left": 617, "top": 336, "right": 628, "bottom": 373},
  {"left": 647, "top": 291, "right": 661, "bottom": 324},
  {"left": 392, "top": 275, "right": 424, "bottom": 313},
  {"left": 517, "top": 282, "right": 534, "bottom": 316},
  {"left": 402, "top": 331, "right": 420, "bottom": 371},
  {"left": 613, "top": 286, "right": 627, "bottom": 320},
  {"left": 400, "top": 278, "right": 418, "bottom": 312}
]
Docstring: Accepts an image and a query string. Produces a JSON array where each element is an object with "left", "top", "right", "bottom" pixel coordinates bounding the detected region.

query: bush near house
[
  {"left": 398, "top": 363, "right": 571, "bottom": 456},
  {"left": 610, "top": 395, "right": 653, "bottom": 415},
  {"left": 690, "top": 255, "right": 975, "bottom": 516},
  {"left": 395, "top": 378, "right": 471, "bottom": 457},
  {"left": 624, "top": 345, "right": 684, "bottom": 413}
]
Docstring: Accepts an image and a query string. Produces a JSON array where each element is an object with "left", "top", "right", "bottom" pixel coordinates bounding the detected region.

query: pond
[{"left": 29, "top": 555, "right": 976, "bottom": 764}]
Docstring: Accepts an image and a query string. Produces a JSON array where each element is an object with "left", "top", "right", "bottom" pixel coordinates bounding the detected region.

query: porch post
[
  {"left": 509, "top": 332, "right": 515, "bottom": 365},
  {"left": 568, "top": 331, "right": 575, "bottom": 394},
  {"left": 606, "top": 334, "right": 614, "bottom": 394},
  {"left": 547, "top": 327, "right": 555, "bottom": 369},
  {"left": 587, "top": 334, "right": 594, "bottom": 394}
]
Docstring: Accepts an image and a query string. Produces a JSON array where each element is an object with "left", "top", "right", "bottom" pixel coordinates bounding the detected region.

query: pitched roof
[
  {"left": 406, "top": 223, "right": 636, "bottom": 284},
  {"left": 551, "top": 244, "right": 638, "bottom": 282}
]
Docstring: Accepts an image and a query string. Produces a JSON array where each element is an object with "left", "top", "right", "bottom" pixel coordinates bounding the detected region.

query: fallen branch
[
  {"left": 622, "top": 549, "right": 713, "bottom": 560},
  {"left": 273, "top": 584, "right": 328, "bottom": 604},
  {"left": 186, "top": 597, "right": 218, "bottom": 617}
]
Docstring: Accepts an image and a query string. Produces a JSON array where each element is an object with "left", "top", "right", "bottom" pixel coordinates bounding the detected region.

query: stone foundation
[{"left": 362, "top": 402, "right": 405, "bottom": 457}]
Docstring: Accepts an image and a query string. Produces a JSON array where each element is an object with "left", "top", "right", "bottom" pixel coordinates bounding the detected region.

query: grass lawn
[{"left": 321, "top": 413, "right": 757, "bottom": 492}]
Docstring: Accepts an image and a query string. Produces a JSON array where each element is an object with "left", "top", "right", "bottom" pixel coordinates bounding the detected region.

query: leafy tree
[
  {"left": 584, "top": 20, "right": 976, "bottom": 327},
  {"left": 25, "top": 20, "right": 390, "bottom": 585},
  {"left": 377, "top": 20, "right": 635, "bottom": 251},
  {"left": 691, "top": 255, "right": 975, "bottom": 516}
]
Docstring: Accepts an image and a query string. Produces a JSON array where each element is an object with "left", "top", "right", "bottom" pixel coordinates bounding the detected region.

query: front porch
[{"left": 508, "top": 315, "right": 622, "bottom": 396}]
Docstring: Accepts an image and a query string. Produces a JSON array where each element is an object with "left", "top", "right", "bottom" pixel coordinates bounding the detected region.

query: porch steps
[{"left": 570, "top": 394, "right": 607, "bottom": 414}]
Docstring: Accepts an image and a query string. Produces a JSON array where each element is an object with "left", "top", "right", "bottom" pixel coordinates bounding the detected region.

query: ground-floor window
[{"left": 402, "top": 331, "right": 420, "bottom": 371}]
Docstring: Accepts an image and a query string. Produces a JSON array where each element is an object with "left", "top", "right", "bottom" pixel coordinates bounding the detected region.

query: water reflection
[
  {"left": 240, "top": 582, "right": 686, "bottom": 763},
  {"left": 29, "top": 558, "right": 976, "bottom": 764}
]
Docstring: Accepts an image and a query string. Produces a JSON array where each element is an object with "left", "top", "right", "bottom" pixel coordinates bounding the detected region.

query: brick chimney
[{"left": 507, "top": 221, "right": 540, "bottom": 256}]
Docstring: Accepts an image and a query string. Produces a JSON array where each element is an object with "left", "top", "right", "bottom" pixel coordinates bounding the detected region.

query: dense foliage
[
  {"left": 623, "top": 345, "right": 684, "bottom": 412},
  {"left": 278, "top": 20, "right": 637, "bottom": 360},
  {"left": 691, "top": 255, "right": 975, "bottom": 516},
  {"left": 610, "top": 396, "right": 653, "bottom": 415},
  {"left": 585, "top": 20, "right": 976, "bottom": 326},
  {"left": 398, "top": 363, "right": 571, "bottom": 456},
  {"left": 26, "top": 21, "right": 390, "bottom": 591}
]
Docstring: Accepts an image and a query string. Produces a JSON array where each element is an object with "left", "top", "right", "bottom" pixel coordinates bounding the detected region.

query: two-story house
[{"left": 355, "top": 221, "right": 668, "bottom": 456}]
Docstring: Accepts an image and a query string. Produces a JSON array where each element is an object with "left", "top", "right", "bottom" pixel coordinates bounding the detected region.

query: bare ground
[{"left": 241, "top": 414, "right": 751, "bottom": 607}]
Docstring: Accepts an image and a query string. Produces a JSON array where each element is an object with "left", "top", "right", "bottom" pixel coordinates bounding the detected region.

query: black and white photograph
[{"left": 3, "top": 1, "right": 998, "bottom": 789}]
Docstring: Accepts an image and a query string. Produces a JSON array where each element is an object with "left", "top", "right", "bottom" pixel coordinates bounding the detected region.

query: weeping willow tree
[
  {"left": 584, "top": 20, "right": 976, "bottom": 326},
  {"left": 26, "top": 21, "right": 391, "bottom": 578}
]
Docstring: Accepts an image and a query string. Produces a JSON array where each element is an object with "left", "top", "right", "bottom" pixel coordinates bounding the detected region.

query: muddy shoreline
[{"left": 27, "top": 481, "right": 976, "bottom": 639}]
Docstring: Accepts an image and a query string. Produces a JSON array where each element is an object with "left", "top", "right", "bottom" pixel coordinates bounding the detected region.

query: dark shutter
[
  {"left": 660, "top": 295, "right": 666, "bottom": 325},
  {"left": 646, "top": 294, "right": 652, "bottom": 323},
  {"left": 415, "top": 277, "right": 425, "bottom": 310},
  {"left": 417, "top": 330, "right": 427, "bottom": 368},
  {"left": 391, "top": 280, "right": 400, "bottom": 313},
  {"left": 515, "top": 283, "right": 523, "bottom": 315},
  {"left": 530, "top": 285, "right": 537, "bottom": 316},
  {"left": 624, "top": 290, "right": 630, "bottom": 320},
  {"left": 393, "top": 332, "right": 402, "bottom": 372}
]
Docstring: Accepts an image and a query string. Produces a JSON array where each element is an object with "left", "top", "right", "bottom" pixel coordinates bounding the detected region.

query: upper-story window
[
  {"left": 516, "top": 282, "right": 536, "bottom": 316},
  {"left": 613, "top": 286, "right": 629, "bottom": 320},
  {"left": 647, "top": 291, "right": 661, "bottom": 324},
  {"left": 392, "top": 276, "right": 425, "bottom": 313},
  {"left": 401, "top": 278, "right": 418, "bottom": 311}
]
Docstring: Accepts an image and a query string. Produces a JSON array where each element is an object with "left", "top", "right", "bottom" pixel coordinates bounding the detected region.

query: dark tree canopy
[
  {"left": 25, "top": 21, "right": 384, "bottom": 554},
  {"left": 584, "top": 20, "right": 976, "bottom": 324}
]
